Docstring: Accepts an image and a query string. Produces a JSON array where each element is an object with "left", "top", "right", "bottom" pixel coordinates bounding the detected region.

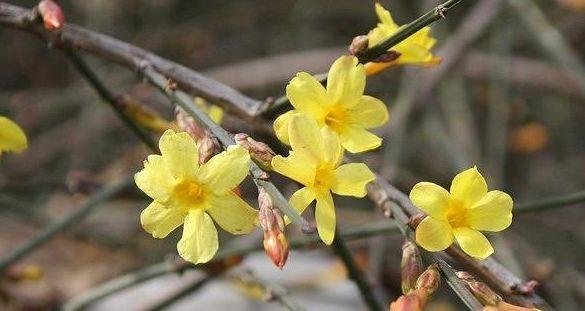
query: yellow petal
[
  {"left": 321, "top": 127, "right": 343, "bottom": 167},
  {"left": 135, "top": 154, "right": 176, "bottom": 203},
  {"left": 415, "top": 217, "right": 454, "bottom": 252},
  {"left": 468, "top": 190, "right": 513, "bottom": 232},
  {"left": 273, "top": 110, "right": 296, "bottom": 145},
  {"left": 0, "top": 116, "right": 27, "bottom": 155},
  {"left": 375, "top": 2, "right": 397, "bottom": 27},
  {"left": 159, "top": 130, "right": 199, "bottom": 180},
  {"left": 331, "top": 163, "right": 375, "bottom": 197},
  {"left": 452, "top": 228, "right": 494, "bottom": 260},
  {"left": 285, "top": 187, "right": 316, "bottom": 225},
  {"left": 450, "top": 166, "right": 488, "bottom": 208},
  {"left": 271, "top": 153, "right": 316, "bottom": 186},
  {"left": 286, "top": 72, "right": 329, "bottom": 117},
  {"left": 208, "top": 192, "right": 258, "bottom": 235},
  {"left": 364, "top": 61, "right": 393, "bottom": 76},
  {"left": 339, "top": 127, "right": 382, "bottom": 153},
  {"left": 315, "top": 191, "right": 336, "bottom": 245},
  {"left": 140, "top": 201, "right": 185, "bottom": 238},
  {"left": 327, "top": 56, "right": 366, "bottom": 108},
  {"left": 347, "top": 95, "right": 389, "bottom": 129},
  {"left": 208, "top": 105, "right": 224, "bottom": 124},
  {"left": 197, "top": 145, "right": 250, "bottom": 194},
  {"left": 177, "top": 210, "right": 218, "bottom": 264},
  {"left": 409, "top": 182, "right": 450, "bottom": 220},
  {"left": 288, "top": 114, "right": 324, "bottom": 165}
]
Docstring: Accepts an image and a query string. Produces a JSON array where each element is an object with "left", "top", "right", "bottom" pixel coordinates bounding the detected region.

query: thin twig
[
  {"left": 64, "top": 49, "right": 159, "bottom": 152},
  {"left": 62, "top": 221, "right": 399, "bottom": 310},
  {"left": 233, "top": 271, "right": 307, "bottom": 311},
  {"left": 140, "top": 66, "right": 311, "bottom": 232},
  {"left": 0, "top": 175, "right": 134, "bottom": 274},
  {"left": 141, "top": 274, "right": 219, "bottom": 311},
  {"left": 516, "top": 190, "right": 585, "bottom": 213},
  {"left": 331, "top": 232, "right": 386, "bottom": 311}
]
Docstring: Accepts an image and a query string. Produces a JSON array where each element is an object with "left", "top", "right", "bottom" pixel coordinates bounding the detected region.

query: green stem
[
  {"left": 331, "top": 233, "right": 386, "bottom": 311},
  {"left": 516, "top": 190, "right": 585, "bottom": 213},
  {"left": 141, "top": 66, "right": 311, "bottom": 232}
]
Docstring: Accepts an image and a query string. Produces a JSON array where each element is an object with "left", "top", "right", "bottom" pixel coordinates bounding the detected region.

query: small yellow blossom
[
  {"left": 271, "top": 115, "right": 375, "bottom": 244},
  {"left": 135, "top": 130, "right": 258, "bottom": 264},
  {"left": 0, "top": 116, "right": 27, "bottom": 157},
  {"left": 366, "top": 3, "right": 440, "bottom": 75},
  {"left": 274, "top": 55, "right": 389, "bottom": 153},
  {"left": 195, "top": 97, "right": 224, "bottom": 124},
  {"left": 410, "top": 167, "right": 513, "bottom": 259}
]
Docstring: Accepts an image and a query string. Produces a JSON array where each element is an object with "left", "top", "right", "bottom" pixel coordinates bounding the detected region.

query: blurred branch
[
  {"left": 64, "top": 49, "right": 159, "bottom": 152},
  {"left": 233, "top": 271, "right": 308, "bottom": 311},
  {"left": 0, "top": 175, "right": 134, "bottom": 274},
  {"left": 331, "top": 233, "right": 386, "bottom": 311},
  {"left": 62, "top": 221, "right": 399, "bottom": 310},
  {"left": 141, "top": 274, "right": 219, "bottom": 311},
  {"left": 516, "top": 190, "right": 585, "bottom": 213},
  {"left": 0, "top": 2, "right": 263, "bottom": 119},
  {"left": 140, "top": 66, "right": 311, "bottom": 231}
]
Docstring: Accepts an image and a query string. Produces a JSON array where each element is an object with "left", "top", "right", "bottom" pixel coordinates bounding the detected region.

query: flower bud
[
  {"left": 409, "top": 213, "right": 426, "bottom": 229},
  {"left": 389, "top": 293, "right": 423, "bottom": 311},
  {"left": 38, "top": 0, "right": 65, "bottom": 31},
  {"left": 401, "top": 240, "right": 423, "bottom": 294},
  {"left": 198, "top": 131, "right": 220, "bottom": 165},
  {"left": 349, "top": 35, "right": 369, "bottom": 56},
  {"left": 234, "top": 133, "right": 276, "bottom": 171},
  {"left": 118, "top": 95, "right": 175, "bottom": 134},
  {"left": 176, "top": 106, "right": 206, "bottom": 141},
  {"left": 258, "top": 187, "right": 289, "bottom": 269},
  {"left": 456, "top": 271, "right": 502, "bottom": 306},
  {"left": 415, "top": 264, "right": 441, "bottom": 299}
]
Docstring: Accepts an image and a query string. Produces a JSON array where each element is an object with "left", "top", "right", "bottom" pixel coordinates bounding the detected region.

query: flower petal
[
  {"left": 415, "top": 217, "right": 454, "bottom": 252},
  {"left": 321, "top": 127, "right": 343, "bottom": 167},
  {"left": 271, "top": 153, "right": 316, "bottom": 186},
  {"left": 273, "top": 110, "right": 296, "bottom": 145},
  {"left": 197, "top": 145, "right": 250, "bottom": 194},
  {"left": 286, "top": 72, "right": 329, "bottom": 117},
  {"left": 375, "top": 2, "right": 397, "bottom": 27},
  {"left": 468, "top": 190, "right": 513, "bottom": 232},
  {"left": 339, "top": 127, "right": 382, "bottom": 153},
  {"left": 331, "top": 163, "right": 375, "bottom": 197},
  {"left": 315, "top": 191, "right": 336, "bottom": 245},
  {"left": 208, "top": 192, "right": 258, "bottom": 235},
  {"left": 450, "top": 166, "right": 488, "bottom": 208},
  {"left": 0, "top": 116, "right": 27, "bottom": 155},
  {"left": 409, "top": 182, "right": 450, "bottom": 220},
  {"left": 347, "top": 96, "right": 389, "bottom": 129},
  {"left": 177, "top": 210, "right": 219, "bottom": 264},
  {"left": 327, "top": 56, "right": 366, "bottom": 108},
  {"left": 453, "top": 228, "right": 494, "bottom": 260},
  {"left": 135, "top": 154, "right": 176, "bottom": 203},
  {"left": 288, "top": 114, "right": 324, "bottom": 164},
  {"left": 285, "top": 187, "right": 316, "bottom": 225},
  {"left": 140, "top": 201, "right": 186, "bottom": 238},
  {"left": 159, "top": 130, "right": 199, "bottom": 180}
]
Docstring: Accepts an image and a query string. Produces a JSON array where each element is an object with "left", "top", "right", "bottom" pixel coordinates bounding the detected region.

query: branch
[
  {"left": 141, "top": 274, "right": 219, "bottom": 311},
  {"left": 140, "top": 66, "right": 311, "bottom": 232},
  {"left": 0, "top": 175, "right": 134, "bottom": 274},
  {"left": 0, "top": 2, "right": 264, "bottom": 119},
  {"left": 233, "top": 271, "right": 308, "bottom": 311},
  {"left": 516, "top": 190, "right": 585, "bottom": 213}
]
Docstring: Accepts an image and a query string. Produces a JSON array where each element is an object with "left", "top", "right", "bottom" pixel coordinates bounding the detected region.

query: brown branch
[{"left": 0, "top": 2, "right": 264, "bottom": 119}]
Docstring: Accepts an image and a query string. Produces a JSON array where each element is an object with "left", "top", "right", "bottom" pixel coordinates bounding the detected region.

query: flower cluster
[{"left": 0, "top": 116, "right": 27, "bottom": 158}]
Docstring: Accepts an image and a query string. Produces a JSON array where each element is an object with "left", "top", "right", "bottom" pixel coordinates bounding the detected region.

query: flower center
[
  {"left": 324, "top": 105, "right": 348, "bottom": 133},
  {"left": 313, "top": 166, "right": 334, "bottom": 191},
  {"left": 172, "top": 180, "right": 208, "bottom": 210},
  {"left": 445, "top": 200, "right": 469, "bottom": 229}
]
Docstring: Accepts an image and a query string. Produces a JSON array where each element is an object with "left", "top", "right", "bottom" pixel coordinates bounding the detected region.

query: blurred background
[{"left": 0, "top": 0, "right": 584, "bottom": 310}]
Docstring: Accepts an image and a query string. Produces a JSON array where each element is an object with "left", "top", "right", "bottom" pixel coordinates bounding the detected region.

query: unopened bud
[
  {"left": 409, "top": 213, "right": 426, "bottom": 229},
  {"left": 258, "top": 187, "right": 289, "bottom": 269},
  {"left": 38, "top": 0, "right": 65, "bottom": 31},
  {"left": 401, "top": 241, "right": 423, "bottom": 294},
  {"left": 176, "top": 106, "right": 205, "bottom": 141},
  {"left": 456, "top": 271, "right": 502, "bottom": 306},
  {"left": 372, "top": 50, "right": 401, "bottom": 63},
  {"left": 390, "top": 293, "right": 424, "bottom": 311},
  {"left": 234, "top": 133, "right": 276, "bottom": 171},
  {"left": 198, "top": 131, "right": 220, "bottom": 165},
  {"left": 349, "top": 35, "right": 369, "bottom": 56},
  {"left": 415, "top": 264, "right": 441, "bottom": 298},
  {"left": 118, "top": 95, "right": 175, "bottom": 134}
]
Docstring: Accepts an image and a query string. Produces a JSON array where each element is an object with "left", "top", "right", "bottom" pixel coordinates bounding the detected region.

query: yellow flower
[
  {"left": 410, "top": 167, "right": 513, "bottom": 259},
  {"left": 271, "top": 115, "right": 375, "bottom": 244},
  {"left": 366, "top": 3, "right": 440, "bottom": 75},
  {"left": 195, "top": 97, "right": 224, "bottom": 125},
  {"left": 135, "top": 130, "right": 258, "bottom": 264},
  {"left": 0, "top": 116, "right": 27, "bottom": 157},
  {"left": 274, "top": 55, "right": 389, "bottom": 153}
]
